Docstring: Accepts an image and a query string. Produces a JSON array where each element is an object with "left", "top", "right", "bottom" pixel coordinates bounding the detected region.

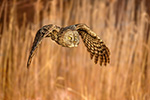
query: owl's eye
[
  {"left": 75, "top": 36, "right": 77, "bottom": 39},
  {"left": 68, "top": 36, "right": 72, "bottom": 40}
]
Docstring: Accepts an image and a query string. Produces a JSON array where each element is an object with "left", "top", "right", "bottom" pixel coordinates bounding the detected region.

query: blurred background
[{"left": 0, "top": 0, "right": 150, "bottom": 100}]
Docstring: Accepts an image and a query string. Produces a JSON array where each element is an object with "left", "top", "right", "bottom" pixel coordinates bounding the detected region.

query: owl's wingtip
[
  {"left": 27, "top": 59, "right": 31, "bottom": 69},
  {"left": 27, "top": 63, "right": 30, "bottom": 69}
]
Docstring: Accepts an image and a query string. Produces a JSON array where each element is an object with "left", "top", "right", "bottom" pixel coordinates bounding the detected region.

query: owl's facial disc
[{"left": 63, "top": 31, "right": 79, "bottom": 48}]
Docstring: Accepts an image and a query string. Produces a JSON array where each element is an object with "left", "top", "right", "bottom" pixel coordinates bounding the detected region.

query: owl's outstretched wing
[
  {"left": 27, "top": 24, "right": 60, "bottom": 68},
  {"left": 75, "top": 24, "right": 110, "bottom": 66}
]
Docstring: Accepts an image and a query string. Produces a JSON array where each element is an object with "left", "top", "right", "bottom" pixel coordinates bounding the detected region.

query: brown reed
[{"left": 0, "top": 0, "right": 150, "bottom": 100}]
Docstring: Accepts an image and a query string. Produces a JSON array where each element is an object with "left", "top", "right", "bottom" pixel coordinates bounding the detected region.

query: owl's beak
[
  {"left": 73, "top": 41, "right": 78, "bottom": 47},
  {"left": 73, "top": 41, "right": 76, "bottom": 44}
]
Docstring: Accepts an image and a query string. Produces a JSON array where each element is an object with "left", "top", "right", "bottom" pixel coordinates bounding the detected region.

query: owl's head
[{"left": 60, "top": 30, "right": 80, "bottom": 48}]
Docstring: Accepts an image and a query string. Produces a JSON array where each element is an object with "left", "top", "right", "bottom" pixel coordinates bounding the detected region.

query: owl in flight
[{"left": 27, "top": 24, "right": 110, "bottom": 68}]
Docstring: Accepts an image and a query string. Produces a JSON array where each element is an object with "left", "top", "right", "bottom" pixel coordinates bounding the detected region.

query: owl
[{"left": 27, "top": 24, "right": 110, "bottom": 68}]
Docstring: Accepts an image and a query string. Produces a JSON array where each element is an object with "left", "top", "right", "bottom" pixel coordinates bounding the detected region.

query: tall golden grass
[{"left": 0, "top": 0, "right": 150, "bottom": 100}]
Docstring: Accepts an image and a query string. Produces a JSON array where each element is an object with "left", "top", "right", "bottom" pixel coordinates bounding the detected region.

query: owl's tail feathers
[{"left": 27, "top": 29, "right": 45, "bottom": 68}]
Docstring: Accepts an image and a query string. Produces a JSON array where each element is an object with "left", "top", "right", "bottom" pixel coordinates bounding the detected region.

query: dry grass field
[{"left": 0, "top": 0, "right": 150, "bottom": 100}]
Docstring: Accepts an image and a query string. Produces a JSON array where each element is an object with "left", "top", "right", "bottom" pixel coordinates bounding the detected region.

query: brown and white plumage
[{"left": 27, "top": 24, "right": 110, "bottom": 68}]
